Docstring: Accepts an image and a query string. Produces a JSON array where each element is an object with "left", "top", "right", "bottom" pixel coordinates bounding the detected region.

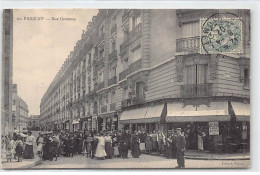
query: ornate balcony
[
  {"left": 97, "top": 33, "right": 105, "bottom": 45},
  {"left": 128, "top": 23, "right": 142, "bottom": 42},
  {"left": 110, "top": 103, "right": 116, "bottom": 111},
  {"left": 120, "top": 40, "right": 129, "bottom": 56},
  {"left": 98, "top": 81, "right": 104, "bottom": 90},
  {"left": 180, "top": 83, "right": 212, "bottom": 97},
  {"left": 129, "top": 58, "right": 142, "bottom": 75},
  {"left": 121, "top": 99, "right": 131, "bottom": 108},
  {"left": 119, "top": 68, "right": 129, "bottom": 81},
  {"left": 111, "top": 24, "right": 117, "bottom": 35},
  {"left": 132, "top": 95, "right": 145, "bottom": 105},
  {"left": 122, "top": 11, "right": 129, "bottom": 23},
  {"left": 176, "top": 36, "right": 200, "bottom": 54},
  {"left": 101, "top": 105, "right": 107, "bottom": 113},
  {"left": 108, "top": 76, "right": 117, "bottom": 86},
  {"left": 109, "top": 50, "right": 117, "bottom": 63}
]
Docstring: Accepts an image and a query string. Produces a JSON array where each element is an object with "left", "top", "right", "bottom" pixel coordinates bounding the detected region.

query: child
[{"left": 5, "top": 137, "right": 12, "bottom": 162}]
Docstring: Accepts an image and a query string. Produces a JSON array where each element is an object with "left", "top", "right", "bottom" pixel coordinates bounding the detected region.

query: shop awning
[
  {"left": 72, "top": 119, "right": 80, "bottom": 124},
  {"left": 166, "top": 101, "right": 230, "bottom": 122},
  {"left": 119, "top": 104, "right": 164, "bottom": 124},
  {"left": 231, "top": 102, "right": 250, "bottom": 121}
]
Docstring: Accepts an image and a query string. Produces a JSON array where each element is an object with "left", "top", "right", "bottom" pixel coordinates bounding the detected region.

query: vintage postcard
[{"left": 1, "top": 9, "right": 250, "bottom": 169}]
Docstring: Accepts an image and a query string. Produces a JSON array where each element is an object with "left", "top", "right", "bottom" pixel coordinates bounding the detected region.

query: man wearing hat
[{"left": 175, "top": 128, "right": 186, "bottom": 168}]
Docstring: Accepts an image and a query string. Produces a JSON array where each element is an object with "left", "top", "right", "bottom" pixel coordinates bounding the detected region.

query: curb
[{"left": 141, "top": 151, "right": 250, "bottom": 161}]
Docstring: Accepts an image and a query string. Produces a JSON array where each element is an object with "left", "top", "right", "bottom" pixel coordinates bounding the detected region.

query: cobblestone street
[{"left": 33, "top": 153, "right": 250, "bottom": 169}]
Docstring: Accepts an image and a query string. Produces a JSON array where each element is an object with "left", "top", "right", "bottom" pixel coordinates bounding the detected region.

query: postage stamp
[{"left": 200, "top": 17, "right": 243, "bottom": 54}]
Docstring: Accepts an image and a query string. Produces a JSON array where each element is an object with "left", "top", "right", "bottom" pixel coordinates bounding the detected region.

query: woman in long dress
[
  {"left": 131, "top": 132, "right": 141, "bottom": 158},
  {"left": 198, "top": 130, "right": 206, "bottom": 151},
  {"left": 95, "top": 133, "right": 107, "bottom": 159}
]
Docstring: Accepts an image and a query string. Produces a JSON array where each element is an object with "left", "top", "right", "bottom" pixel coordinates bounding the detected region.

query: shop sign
[
  {"left": 209, "top": 122, "right": 219, "bottom": 135},
  {"left": 112, "top": 117, "right": 118, "bottom": 122}
]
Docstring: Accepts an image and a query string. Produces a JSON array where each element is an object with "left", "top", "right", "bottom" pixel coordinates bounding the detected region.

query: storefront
[
  {"left": 72, "top": 119, "right": 80, "bottom": 131},
  {"left": 92, "top": 116, "right": 98, "bottom": 131},
  {"left": 79, "top": 117, "right": 88, "bottom": 131},
  {"left": 230, "top": 101, "right": 250, "bottom": 151},
  {"left": 119, "top": 104, "right": 165, "bottom": 134},
  {"left": 166, "top": 101, "right": 231, "bottom": 151}
]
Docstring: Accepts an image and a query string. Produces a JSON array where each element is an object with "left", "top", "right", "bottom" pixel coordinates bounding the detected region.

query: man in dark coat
[
  {"left": 175, "top": 128, "right": 186, "bottom": 168},
  {"left": 121, "top": 130, "right": 130, "bottom": 159}
]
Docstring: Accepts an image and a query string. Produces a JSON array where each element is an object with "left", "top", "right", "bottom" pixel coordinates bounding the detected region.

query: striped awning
[
  {"left": 231, "top": 102, "right": 250, "bottom": 122},
  {"left": 166, "top": 101, "right": 230, "bottom": 122},
  {"left": 119, "top": 104, "right": 164, "bottom": 124}
]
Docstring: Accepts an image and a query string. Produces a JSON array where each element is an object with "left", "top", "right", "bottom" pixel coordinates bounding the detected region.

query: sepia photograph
[{"left": 1, "top": 8, "right": 250, "bottom": 169}]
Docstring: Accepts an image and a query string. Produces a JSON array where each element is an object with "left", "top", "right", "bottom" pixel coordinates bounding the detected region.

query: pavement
[
  {"left": 32, "top": 153, "right": 250, "bottom": 169},
  {"left": 1, "top": 131, "right": 42, "bottom": 169},
  {"left": 142, "top": 150, "right": 250, "bottom": 160}
]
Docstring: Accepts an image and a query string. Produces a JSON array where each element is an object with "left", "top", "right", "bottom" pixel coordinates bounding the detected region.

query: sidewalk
[
  {"left": 142, "top": 150, "right": 250, "bottom": 160},
  {"left": 1, "top": 148, "right": 42, "bottom": 169}
]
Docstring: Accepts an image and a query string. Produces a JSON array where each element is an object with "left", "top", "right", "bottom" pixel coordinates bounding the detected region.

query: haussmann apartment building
[{"left": 40, "top": 9, "right": 250, "bottom": 152}]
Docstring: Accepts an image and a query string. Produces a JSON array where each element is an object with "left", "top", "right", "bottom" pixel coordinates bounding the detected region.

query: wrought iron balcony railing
[
  {"left": 108, "top": 76, "right": 117, "bottom": 86},
  {"left": 180, "top": 83, "right": 212, "bottom": 97},
  {"left": 129, "top": 58, "right": 142, "bottom": 75},
  {"left": 98, "top": 81, "right": 105, "bottom": 90},
  {"left": 110, "top": 103, "right": 116, "bottom": 111},
  {"left": 101, "top": 105, "right": 107, "bottom": 113},
  {"left": 122, "top": 11, "right": 129, "bottom": 23},
  {"left": 119, "top": 68, "right": 129, "bottom": 81},
  {"left": 111, "top": 24, "right": 117, "bottom": 35},
  {"left": 128, "top": 23, "right": 142, "bottom": 42},
  {"left": 109, "top": 50, "right": 117, "bottom": 63},
  {"left": 176, "top": 36, "right": 200, "bottom": 54},
  {"left": 132, "top": 95, "right": 145, "bottom": 105},
  {"left": 97, "top": 33, "right": 105, "bottom": 44}
]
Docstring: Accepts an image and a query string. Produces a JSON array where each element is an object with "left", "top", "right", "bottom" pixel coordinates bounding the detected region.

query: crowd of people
[{"left": 2, "top": 128, "right": 186, "bottom": 168}]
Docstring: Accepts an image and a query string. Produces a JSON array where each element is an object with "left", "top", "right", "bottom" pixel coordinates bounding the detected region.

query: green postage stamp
[{"left": 200, "top": 17, "right": 243, "bottom": 54}]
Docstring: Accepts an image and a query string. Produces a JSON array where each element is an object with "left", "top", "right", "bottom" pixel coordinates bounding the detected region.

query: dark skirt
[
  {"left": 131, "top": 142, "right": 140, "bottom": 158},
  {"left": 105, "top": 142, "right": 113, "bottom": 159},
  {"left": 23, "top": 144, "right": 34, "bottom": 159},
  {"left": 15, "top": 146, "right": 23, "bottom": 158}
]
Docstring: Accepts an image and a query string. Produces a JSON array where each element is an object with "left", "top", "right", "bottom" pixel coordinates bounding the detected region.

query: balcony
[
  {"left": 121, "top": 99, "right": 131, "bottom": 108},
  {"left": 180, "top": 83, "right": 212, "bottom": 98},
  {"left": 119, "top": 68, "right": 129, "bottom": 81},
  {"left": 98, "top": 81, "right": 104, "bottom": 90},
  {"left": 108, "top": 76, "right": 117, "bottom": 86},
  {"left": 129, "top": 58, "right": 142, "bottom": 75},
  {"left": 109, "top": 50, "right": 117, "bottom": 63},
  {"left": 93, "top": 105, "right": 98, "bottom": 114},
  {"left": 101, "top": 105, "right": 107, "bottom": 113},
  {"left": 128, "top": 23, "right": 142, "bottom": 42},
  {"left": 110, "top": 103, "right": 116, "bottom": 111},
  {"left": 97, "top": 33, "right": 105, "bottom": 45},
  {"left": 176, "top": 36, "right": 200, "bottom": 54},
  {"left": 111, "top": 24, "right": 117, "bottom": 35},
  {"left": 122, "top": 11, "right": 129, "bottom": 23},
  {"left": 120, "top": 40, "right": 129, "bottom": 56},
  {"left": 132, "top": 95, "right": 145, "bottom": 105}
]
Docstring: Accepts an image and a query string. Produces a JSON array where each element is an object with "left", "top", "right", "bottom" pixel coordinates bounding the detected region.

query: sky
[{"left": 13, "top": 9, "right": 98, "bottom": 116}]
